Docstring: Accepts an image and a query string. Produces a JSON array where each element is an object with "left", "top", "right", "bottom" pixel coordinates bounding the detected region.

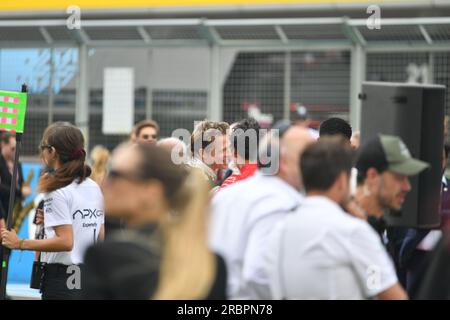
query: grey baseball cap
[{"left": 356, "top": 134, "right": 429, "bottom": 176}]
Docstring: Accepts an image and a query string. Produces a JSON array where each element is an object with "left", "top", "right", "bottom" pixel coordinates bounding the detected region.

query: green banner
[{"left": 0, "top": 90, "right": 28, "bottom": 133}]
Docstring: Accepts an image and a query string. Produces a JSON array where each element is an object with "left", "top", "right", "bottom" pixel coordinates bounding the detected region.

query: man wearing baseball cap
[
  {"left": 354, "top": 134, "right": 429, "bottom": 241},
  {"left": 290, "top": 105, "right": 319, "bottom": 140}
]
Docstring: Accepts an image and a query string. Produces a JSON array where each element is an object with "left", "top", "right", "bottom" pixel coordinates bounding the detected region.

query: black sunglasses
[
  {"left": 39, "top": 144, "right": 53, "bottom": 151},
  {"left": 108, "top": 169, "right": 147, "bottom": 182},
  {"left": 141, "top": 134, "right": 157, "bottom": 140}
]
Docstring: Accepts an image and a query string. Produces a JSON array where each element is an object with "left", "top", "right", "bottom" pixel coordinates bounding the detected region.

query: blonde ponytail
[
  {"left": 152, "top": 169, "right": 216, "bottom": 300},
  {"left": 90, "top": 145, "right": 110, "bottom": 186}
]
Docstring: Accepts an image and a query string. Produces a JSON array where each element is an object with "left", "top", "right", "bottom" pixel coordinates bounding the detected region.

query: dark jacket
[
  {"left": 0, "top": 154, "right": 24, "bottom": 218},
  {"left": 82, "top": 224, "right": 161, "bottom": 300},
  {"left": 415, "top": 231, "right": 450, "bottom": 299},
  {"left": 82, "top": 224, "right": 227, "bottom": 300}
]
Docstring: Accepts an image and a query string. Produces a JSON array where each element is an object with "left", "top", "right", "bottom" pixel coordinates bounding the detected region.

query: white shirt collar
[
  {"left": 303, "top": 195, "right": 345, "bottom": 214},
  {"left": 253, "top": 171, "right": 304, "bottom": 199}
]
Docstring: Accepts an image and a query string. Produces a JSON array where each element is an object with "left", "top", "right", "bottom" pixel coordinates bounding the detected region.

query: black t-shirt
[
  {"left": 82, "top": 224, "right": 227, "bottom": 300},
  {"left": 82, "top": 224, "right": 161, "bottom": 300},
  {"left": 0, "top": 154, "right": 24, "bottom": 215},
  {"left": 205, "top": 253, "right": 227, "bottom": 300},
  {"left": 415, "top": 233, "right": 450, "bottom": 299},
  {"left": 367, "top": 215, "right": 388, "bottom": 243}
]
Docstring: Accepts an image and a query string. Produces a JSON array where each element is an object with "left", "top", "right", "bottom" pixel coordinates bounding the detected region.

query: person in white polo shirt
[
  {"left": 209, "top": 124, "right": 314, "bottom": 299},
  {"left": 264, "top": 137, "right": 407, "bottom": 300}
]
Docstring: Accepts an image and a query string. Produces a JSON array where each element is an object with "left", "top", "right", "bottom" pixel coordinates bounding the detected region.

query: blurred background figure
[
  {"left": 319, "top": 117, "right": 352, "bottom": 142},
  {"left": 412, "top": 138, "right": 450, "bottom": 300},
  {"left": 444, "top": 115, "right": 449, "bottom": 144},
  {"left": 89, "top": 145, "right": 121, "bottom": 239},
  {"left": 89, "top": 145, "right": 110, "bottom": 187},
  {"left": 397, "top": 144, "right": 450, "bottom": 297},
  {"left": 317, "top": 118, "right": 355, "bottom": 201},
  {"left": 290, "top": 105, "right": 319, "bottom": 139},
  {"left": 83, "top": 143, "right": 226, "bottom": 300},
  {"left": 291, "top": 105, "right": 311, "bottom": 128},
  {"left": 0, "top": 132, "right": 30, "bottom": 230},
  {"left": 209, "top": 125, "right": 314, "bottom": 299},
  {"left": 0, "top": 136, "right": 5, "bottom": 233},
  {"left": 264, "top": 137, "right": 407, "bottom": 300},
  {"left": 415, "top": 227, "right": 450, "bottom": 299},
  {"left": 157, "top": 137, "right": 187, "bottom": 163},
  {"left": 188, "top": 120, "right": 230, "bottom": 186},
  {"left": 132, "top": 120, "right": 160, "bottom": 145},
  {"left": 219, "top": 118, "right": 260, "bottom": 190},
  {"left": 351, "top": 131, "right": 361, "bottom": 150},
  {"left": 441, "top": 144, "right": 450, "bottom": 227}
]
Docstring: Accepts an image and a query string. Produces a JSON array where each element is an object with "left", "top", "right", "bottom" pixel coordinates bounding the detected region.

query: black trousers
[
  {"left": 41, "top": 264, "right": 83, "bottom": 300},
  {"left": 0, "top": 246, "right": 3, "bottom": 294}
]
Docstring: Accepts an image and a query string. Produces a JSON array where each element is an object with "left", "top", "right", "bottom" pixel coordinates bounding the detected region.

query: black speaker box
[{"left": 359, "top": 82, "right": 446, "bottom": 228}]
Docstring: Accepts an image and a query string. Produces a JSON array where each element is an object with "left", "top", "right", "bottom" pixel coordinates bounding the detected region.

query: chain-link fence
[
  {"left": 366, "top": 52, "right": 450, "bottom": 141},
  {"left": 0, "top": 48, "right": 450, "bottom": 156}
]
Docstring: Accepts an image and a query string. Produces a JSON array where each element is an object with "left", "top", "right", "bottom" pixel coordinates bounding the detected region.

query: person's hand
[
  {"left": 22, "top": 186, "right": 31, "bottom": 198},
  {"left": 345, "top": 199, "right": 367, "bottom": 221},
  {"left": 35, "top": 209, "right": 44, "bottom": 225},
  {"left": 1, "top": 229, "right": 20, "bottom": 249}
]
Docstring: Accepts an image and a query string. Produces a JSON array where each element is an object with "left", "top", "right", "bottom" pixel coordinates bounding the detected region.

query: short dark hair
[
  {"left": 355, "top": 136, "right": 389, "bottom": 185},
  {"left": 0, "top": 132, "right": 15, "bottom": 145},
  {"left": 301, "top": 137, "right": 354, "bottom": 192},
  {"left": 319, "top": 118, "right": 352, "bottom": 141},
  {"left": 445, "top": 143, "right": 450, "bottom": 159},
  {"left": 232, "top": 118, "right": 261, "bottom": 161}
]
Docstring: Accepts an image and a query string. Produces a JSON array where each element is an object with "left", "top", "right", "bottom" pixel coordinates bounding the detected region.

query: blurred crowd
[{"left": 1, "top": 108, "right": 450, "bottom": 300}]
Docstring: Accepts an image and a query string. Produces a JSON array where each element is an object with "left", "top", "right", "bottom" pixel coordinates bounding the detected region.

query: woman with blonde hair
[
  {"left": 82, "top": 143, "right": 226, "bottom": 299},
  {"left": 89, "top": 145, "right": 110, "bottom": 186}
]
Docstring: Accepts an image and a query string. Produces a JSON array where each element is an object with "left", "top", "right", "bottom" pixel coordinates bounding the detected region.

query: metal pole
[
  {"left": 283, "top": 51, "right": 292, "bottom": 120},
  {"left": 145, "top": 48, "right": 153, "bottom": 120},
  {"left": 75, "top": 44, "right": 89, "bottom": 150},
  {"left": 427, "top": 52, "right": 434, "bottom": 84},
  {"left": 0, "top": 85, "right": 27, "bottom": 300},
  {"left": 208, "top": 45, "right": 222, "bottom": 121},
  {"left": 349, "top": 45, "right": 366, "bottom": 132},
  {"left": 48, "top": 47, "right": 55, "bottom": 125}
]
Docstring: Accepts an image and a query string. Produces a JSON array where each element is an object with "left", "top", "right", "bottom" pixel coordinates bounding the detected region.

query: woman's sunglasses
[
  {"left": 39, "top": 144, "right": 53, "bottom": 151},
  {"left": 107, "top": 169, "right": 147, "bottom": 182}
]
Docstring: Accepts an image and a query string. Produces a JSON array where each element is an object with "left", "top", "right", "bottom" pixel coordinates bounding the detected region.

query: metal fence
[{"left": 1, "top": 17, "right": 450, "bottom": 156}]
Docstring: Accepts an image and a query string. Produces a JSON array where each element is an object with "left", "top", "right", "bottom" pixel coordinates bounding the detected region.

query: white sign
[{"left": 102, "top": 68, "right": 134, "bottom": 134}]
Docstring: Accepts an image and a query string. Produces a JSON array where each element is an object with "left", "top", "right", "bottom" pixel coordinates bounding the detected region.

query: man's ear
[
  {"left": 366, "top": 167, "right": 380, "bottom": 187},
  {"left": 277, "top": 148, "right": 288, "bottom": 176}
]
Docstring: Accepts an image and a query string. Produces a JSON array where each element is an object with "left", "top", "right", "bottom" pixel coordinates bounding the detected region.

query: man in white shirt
[
  {"left": 209, "top": 124, "right": 314, "bottom": 299},
  {"left": 264, "top": 137, "right": 407, "bottom": 300}
]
